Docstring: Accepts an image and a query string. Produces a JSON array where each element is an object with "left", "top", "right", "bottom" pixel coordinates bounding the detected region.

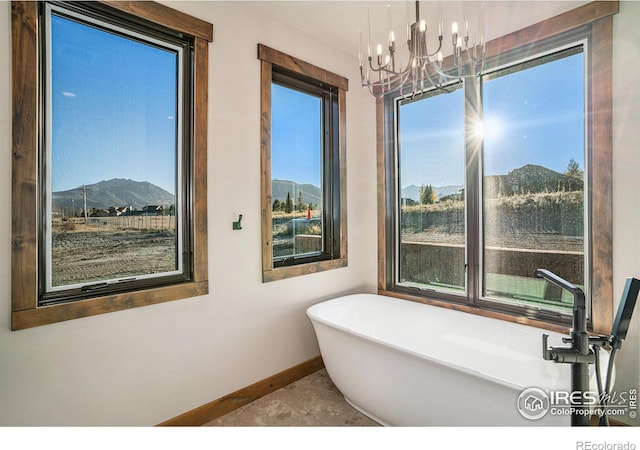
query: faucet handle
[
  {"left": 589, "top": 335, "right": 611, "bottom": 349},
  {"left": 542, "top": 333, "right": 554, "bottom": 361},
  {"left": 562, "top": 336, "right": 573, "bottom": 344}
]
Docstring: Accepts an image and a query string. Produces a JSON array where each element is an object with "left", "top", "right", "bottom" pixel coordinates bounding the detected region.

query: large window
[
  {"left": 43, "top": 2, "right": 190, "bottom": 302},
  {"left": 397, "top": 86, "right": 466, "bottom": 294},
  {"left": 11, "top": 1, "right": 212, "bottom": 330},
  {"left": 482, "top": 49, "right": 586, "bottom": 313},
  {"left": 259, "top": 45, "right": 348, "bottom": 282},
  {"left": 381, "top": 2, "right": 616, "bottom": 332}
]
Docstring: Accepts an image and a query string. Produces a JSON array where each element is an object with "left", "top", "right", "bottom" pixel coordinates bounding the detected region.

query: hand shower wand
[{"left": 598, "top": 276, "right": 640, "bottom": 425}]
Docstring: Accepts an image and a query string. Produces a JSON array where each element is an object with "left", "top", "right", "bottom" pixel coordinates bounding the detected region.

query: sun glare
[
  {"left": 482, "top": 116, "right": 505, "bottom": 141},
  {"left": 472, "top": 119, "right": 484, "bottom": 139},
  {"left": 473, "top": 116, "right": 505, "bottom": 141}
]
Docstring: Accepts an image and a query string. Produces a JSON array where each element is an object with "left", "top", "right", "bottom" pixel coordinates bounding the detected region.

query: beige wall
[{"left": 0, "top": 0, "right": 638, "bottom": 426}]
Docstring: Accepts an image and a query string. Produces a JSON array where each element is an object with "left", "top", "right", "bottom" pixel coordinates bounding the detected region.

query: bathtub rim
[
  {"left": 379, "top": 289, "right": 572, "bottom": 336},
  {"left": 307, "top": 293, "right": 609, "bottom": 394}
]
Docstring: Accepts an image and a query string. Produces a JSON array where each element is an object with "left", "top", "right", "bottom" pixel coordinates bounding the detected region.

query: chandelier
[{"left": 359, "top": 1, "right": 485, "bottom": 98}]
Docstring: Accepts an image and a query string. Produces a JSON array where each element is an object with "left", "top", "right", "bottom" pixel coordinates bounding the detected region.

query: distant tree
[
  {"left": 285, "top": 192, "right": 293, "bottom": 213},
  {"left": 419, "top": 184, "right": 437, "bottom": 205},
  {"left": 297, "top": 191, "right": 305, "bottom": 212},
  {"left": 565, "top": 159, "right": 583, "bottom": 180},
  {"left": 419, "top": 185, "right": 428, "bottom": 204},
  {"left": 272, "top": 199, "right": 281, "bottom": 212}
]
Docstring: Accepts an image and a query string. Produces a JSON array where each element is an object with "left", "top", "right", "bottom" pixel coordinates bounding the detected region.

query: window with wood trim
[
  {"left": 11, "top": 1, "right": 212, "bottom": 330},
  {"left": 258, "top": 44, "right": 348, "bottom": 282},
  {"left": 379, "top": 2, "right": 616, "bottom": 333}
]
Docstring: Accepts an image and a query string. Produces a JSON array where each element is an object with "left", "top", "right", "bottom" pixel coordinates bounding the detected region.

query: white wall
[
  {"left": 612, "top": 0, "right": 640, "bottom": 427},
  {"left": 0, "top": 1, "right": 378, "bottom": 425},
  {"left": 1, "top": 0, "right": 639, "bottom": 427}
]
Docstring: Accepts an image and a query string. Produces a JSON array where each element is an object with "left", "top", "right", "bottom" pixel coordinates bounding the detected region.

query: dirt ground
[{"left": 51, "top": 225, "right": 177, "bottom": 287}]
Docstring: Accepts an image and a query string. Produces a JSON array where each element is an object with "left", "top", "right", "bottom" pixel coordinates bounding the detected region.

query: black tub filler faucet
[{"left": 535, "top": 269, "right": 640, "bottom": 427}]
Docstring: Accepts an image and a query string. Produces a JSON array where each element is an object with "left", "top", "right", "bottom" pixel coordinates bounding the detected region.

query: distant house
[
  {"left": 91, "top": 206, "right": 130, "bottom": 217},
  {"left": 90, "top": 209, "right": 111, "bottom": 218},
  {"left": 440, "top": 189, "right": 464, "bottom": 202},
  {"left": 142, "top": 205, "right": 163, "bottom": 216},
  {"left": 107, "top": 206, "right": 129, "bottom": 216}
]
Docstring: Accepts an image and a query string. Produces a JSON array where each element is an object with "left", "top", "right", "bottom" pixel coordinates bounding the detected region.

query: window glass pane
[
  {"left": 47, "top": 9, "right": 182, "bottom": 292},
  {"left": 482, "top": 50, "right": 585, "bottom": 312},
  {"left": 397, "top": 88, "right": 466, "bottom": 293},
  {"left": 271, "top": 83, "right": 323, "bottom": 260}
]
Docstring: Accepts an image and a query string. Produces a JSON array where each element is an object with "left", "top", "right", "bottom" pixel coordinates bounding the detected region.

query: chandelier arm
[
  {"left": 368, "top": 56, "right": 415, "bottom": 78},
  {"left": 368, "top": 57, "right": 390, "bottom": 74},
  {"left": 463, "top": 41, "right": 484, "bottom": 71},
  {"left": 362, "top": 65, "right": 415, "bottom": 98},
  {"left": 429, "top": 61, "right": 460, "bottom": 80},
  {"left": 366, "top": 67, "right": 413, "bottom": 91},
  {"left": 419, "top": 61, "right": 443, "bottom": 90},
  {"left": 420, "top": 37, "right": 444, "bottom": 60},
  {"left": 427, "top": 53, "right": 478, "bottom": 81}
]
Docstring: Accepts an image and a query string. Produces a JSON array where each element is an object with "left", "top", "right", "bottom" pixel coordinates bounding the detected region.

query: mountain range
[
  {"left": 401, "top": 184, "right": 464, "bottom": 202},
  {"left": 402, "top": 164, "right": 582, "bottom": 202},
  {"left": 52, "top": 165, "right": 578, "bottom": 214},
  {"left": 52, "top": 178, "right": 175, "bottom": 213},
  {"left": 484, "top": 164, "right": 582, "bottom": 198},
  {"left": 272, "top": 179, "right": 321, "bottom": 207}
]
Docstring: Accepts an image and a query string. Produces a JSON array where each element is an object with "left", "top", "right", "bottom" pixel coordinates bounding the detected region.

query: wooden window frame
[
  {"left": 11, "top": 1, "right": 212, "bottom": 330},
  {"left": 258, "top": 44, "right": 348, "bottom": 282},
  {"left": 377, "top": 1, "right": 617, "bottom": 334}
]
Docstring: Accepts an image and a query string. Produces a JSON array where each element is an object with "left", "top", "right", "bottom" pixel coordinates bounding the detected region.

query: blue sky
[
  {"left": 271, "top": 83, "right": 322, "bottom": 188},
  {"left": 398, "top": 87, "right": 466, "bottom": 189},
  {"left": 50, "top": 13, "right": 178, "bottom": 194},
  {"left": 399, "top": 51, "right": 585, "bottom": 188},
  {"left": 51, "top": 10, "right": 583, "bottom": 196}
]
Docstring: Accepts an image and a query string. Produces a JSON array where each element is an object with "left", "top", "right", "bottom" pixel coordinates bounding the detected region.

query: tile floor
[{"left": 204, "top": 369, "right": 379, "bottom": 426}]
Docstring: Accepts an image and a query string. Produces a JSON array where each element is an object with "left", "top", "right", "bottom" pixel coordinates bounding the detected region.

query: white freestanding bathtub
[{"left": 307, "top": 293, "right": 608, "bottom": 426}]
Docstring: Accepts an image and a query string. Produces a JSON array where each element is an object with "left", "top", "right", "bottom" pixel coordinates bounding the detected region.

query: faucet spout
[{"left": 534, "top": 269, "right": 587, "bottom": 347}]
